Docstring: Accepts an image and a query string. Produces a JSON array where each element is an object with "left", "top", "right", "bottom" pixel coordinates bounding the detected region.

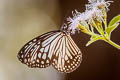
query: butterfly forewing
[
  {"left": 51, "top": 33, "right": 82, "bottom": 73},
  {"left": 17, "top": 30, "right": 61, "bottom": 68}
]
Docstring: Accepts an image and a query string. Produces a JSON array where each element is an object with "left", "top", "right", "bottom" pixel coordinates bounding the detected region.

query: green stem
[
  {"left": 103, "top": 9, "right": 108, "bottom": 30},
  {"left": 104, "top": 39, "right": 120, "bottom": 49},
  {"left": 92, "top": 21, "right": 103, "bottom": 35},
  {"left": 90, "top": 24, "right": 94, "bottom": 33}
]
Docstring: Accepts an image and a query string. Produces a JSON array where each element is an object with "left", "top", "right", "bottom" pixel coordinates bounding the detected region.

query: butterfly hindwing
[
  {"left": 17, "top": 30, "right": 61, "bottom": 68},
  {"left": 51, "top": 33, "right": 82, "bottom": 73}
]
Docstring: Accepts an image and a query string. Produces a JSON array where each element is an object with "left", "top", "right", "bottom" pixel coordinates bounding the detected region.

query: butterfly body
[{"left": 18, "top": 29, "right": 82, "bottom": 73}]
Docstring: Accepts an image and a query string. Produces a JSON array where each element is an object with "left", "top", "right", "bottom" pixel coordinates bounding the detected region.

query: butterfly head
[{"left": 60, "top": 23, "right": 70, "bottom": 34}]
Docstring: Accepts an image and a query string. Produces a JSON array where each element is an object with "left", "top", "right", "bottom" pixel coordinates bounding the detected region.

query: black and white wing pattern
[
  {"left": 17, "top": 30, "right": 82, "bottom": 73},
  {"left": 18, "top": 30, "right": 61, "bottom": 68},
  {"left": 51, "top": 33, "right": 82, "bottom": 73}
]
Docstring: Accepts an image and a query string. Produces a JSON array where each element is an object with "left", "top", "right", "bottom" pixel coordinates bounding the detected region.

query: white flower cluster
[{"left": 67, "top": 0, "right": 113, "bottom": 34}]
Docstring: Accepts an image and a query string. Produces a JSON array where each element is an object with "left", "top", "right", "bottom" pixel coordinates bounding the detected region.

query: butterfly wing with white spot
[
  {"left": 51, "top": 33, "right": 82, "bottom": 73},
  {"left": 18, "top": 30, "right": 61, "bottom": 68}
]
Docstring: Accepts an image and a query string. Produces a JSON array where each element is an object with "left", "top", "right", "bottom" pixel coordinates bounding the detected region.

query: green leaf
[
  {"left": 108, "top": 14, "right": 120, "bottom": 27},
  {"left": 86, "top": 36, "right": 103, "bottom": 46},
  {"left": 105, "top": 23, "right": 119, "bottom": 36},
  {"left": 106, "top": 14, "right": 120, "bottom": 37}
]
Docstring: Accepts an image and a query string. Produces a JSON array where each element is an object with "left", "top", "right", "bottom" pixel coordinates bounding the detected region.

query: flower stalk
[{"left": 104, "top": 39, "right": 120, "bottom": 49}]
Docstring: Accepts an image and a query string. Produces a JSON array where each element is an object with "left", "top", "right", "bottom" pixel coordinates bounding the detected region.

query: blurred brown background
[
  {"left": 0, "top": 0, "right": 120, "bottom": 80},
  {"left": 59, "top": 0, "right": 120, "bottom": 80}
]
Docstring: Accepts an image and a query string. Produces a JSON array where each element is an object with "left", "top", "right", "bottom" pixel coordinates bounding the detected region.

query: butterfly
[{"left": 17, "top": 25, "right": 82, "bottom": 73}]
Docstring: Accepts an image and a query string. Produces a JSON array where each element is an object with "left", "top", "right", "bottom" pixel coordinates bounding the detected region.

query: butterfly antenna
[{"left": 60, "top": 10, "right": 71, "bottom": 30}]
